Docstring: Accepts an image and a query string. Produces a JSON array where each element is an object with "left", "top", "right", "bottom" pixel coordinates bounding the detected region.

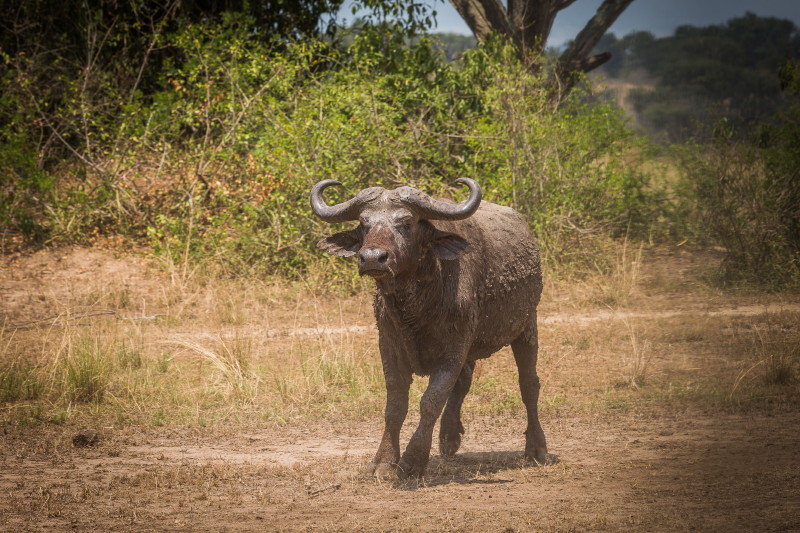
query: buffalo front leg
[
  {"left": 366, "top": 335, "right": 411, "bottom": 478},
  {"left": 366, "top": 380, "right": 410, "bottom": 478},
  {"left": 439, "top": 360, "right": 475, "bottom": 457},
  {"left": 511, "top": 323, "right": 548, "bottom": 464},
  {"left": 398, "top": 358, "right": 466, "bottom": 478}
]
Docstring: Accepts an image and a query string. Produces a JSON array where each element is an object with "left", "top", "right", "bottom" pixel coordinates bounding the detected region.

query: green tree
[
  {"left": 447, "top": 0, "right": 635, "bottom": 99},
  {"left": 602, "top": 14, "right": 800, "bottom": 141}
]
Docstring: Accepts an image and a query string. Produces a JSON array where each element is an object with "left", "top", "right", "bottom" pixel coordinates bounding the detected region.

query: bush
[
  {"left": 457, "top": 39, "right": 662, "bottom": 272},
  {"left": 677, "top": 118, "right": 800, "bottom": 287},
  {"left": 0, "top": 16, "right": 659, "bottom": 280}
]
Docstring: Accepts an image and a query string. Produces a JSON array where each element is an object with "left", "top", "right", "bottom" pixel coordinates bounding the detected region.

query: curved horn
[
  {"left": 400, "top": 178, "right": 482, "bottom": 221},
  {"left": 310, "top": 180, "right": 364, "bottom": 223}
]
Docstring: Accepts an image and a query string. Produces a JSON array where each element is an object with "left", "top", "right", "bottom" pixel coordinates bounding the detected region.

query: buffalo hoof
[
  {"left": 524, "top": 446, "right": 548, "bottom": 465},
  {"left": 396, "top": 457, "right": 426, "bottom": 479},
  {"left": 439, "top": 420, "right": 465, "bottom": 457},
  {"left": 365, "top": 461, "right": 396, "bottom": 480},
  {"left": 439, "top": 433, "right": 461, "bottom": 457}
]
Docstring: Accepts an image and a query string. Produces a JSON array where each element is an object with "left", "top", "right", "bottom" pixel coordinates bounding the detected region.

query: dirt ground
[
  {"left": 1, "top": 247, "right": 799, "bottom": 532},
  {"left": 3, "top": 409, "right": 800, "bottom": 532}
]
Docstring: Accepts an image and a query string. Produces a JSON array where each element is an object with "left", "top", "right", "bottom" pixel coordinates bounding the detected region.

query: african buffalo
[{"left": 310, "top": 178, "right": 547, "bottom": 478}]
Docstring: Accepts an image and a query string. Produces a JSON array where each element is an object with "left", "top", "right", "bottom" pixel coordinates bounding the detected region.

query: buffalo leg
[
  {"left": 439, "top": 360, "right": 475, "bottom": 457},
  {"left": 366, "top": 334, "right": 411, "bottom": 478},
  {"left": 366, "top": 379, "right": 410, "bottom": 478},
  {"left": 511, "top": 322, "right": 548, "bottom": 464},
  {"left": 398, "top": 358, "right": 465, "bottom": 478}
]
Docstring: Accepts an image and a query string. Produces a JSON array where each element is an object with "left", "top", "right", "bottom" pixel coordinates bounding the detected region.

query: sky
[{"left": 339, "top": 0, "right": 800, "bottom": 47}]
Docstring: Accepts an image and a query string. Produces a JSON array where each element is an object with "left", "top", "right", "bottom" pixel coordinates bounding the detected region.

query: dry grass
[
  {"left": 590, "top": 239, "right": 644, "bottom": 309},
  {"left": 2, "top": 248, "right": 800, "bottom": 532},
  {"left": 2, "top": 252, "right": 799, "bottom": 431},
  {"left": 1, "top": 275, "right": 388, "bottom": 428},
  {"left": 619, "top": 320, "right": 653, "bottom": 389}
]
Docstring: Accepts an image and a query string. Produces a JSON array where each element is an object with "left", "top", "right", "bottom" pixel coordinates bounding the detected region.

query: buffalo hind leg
[
  {"left": 439, "top": 360, "right": 475, "bottom": 457},
  {"left": 511, "top": 324, "right": 548, "bottom": 464}
]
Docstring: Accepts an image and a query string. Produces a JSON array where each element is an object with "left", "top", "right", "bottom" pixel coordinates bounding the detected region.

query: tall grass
[
  {"left": 0, "top": 326, "right": 43, "bottom": 402},
  {"left": 0, "top": 358, "right": 44, "bottom": 403},
  {"left": 167, "top": 334, "right": 260, "bottom": 400},
  {"left": 732, "top": 324, "right": 799, "bottom": 392},
  {"left": 584, "top": 238, "right": 644, "bottom": 308},
  {"left": 621, "top": 321, "right": 652, "bottom": 389},
  {"left": 61, "top": 336, "right": 113, "bottom": 402},
  {"left": 3, "top": 271, "right": 798, "bottom": 430}
]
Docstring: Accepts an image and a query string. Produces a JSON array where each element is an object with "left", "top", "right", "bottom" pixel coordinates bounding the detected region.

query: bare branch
[
  {"left": 449, "top": 0, "right": 514, "bottom": 42},
  {"left": 554, "top": 0, "right": 579, "bottom": 9},
  {"left": 551, "top": 0, "right": 634, "bottom": 99},
  {"left": 558, "top": 0, "right": 634, "bottom": 75}
]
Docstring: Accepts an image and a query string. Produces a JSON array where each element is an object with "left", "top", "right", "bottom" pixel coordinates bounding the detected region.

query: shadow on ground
[{"left": 391, "top": 451, "right": 561, "bottom": 489}]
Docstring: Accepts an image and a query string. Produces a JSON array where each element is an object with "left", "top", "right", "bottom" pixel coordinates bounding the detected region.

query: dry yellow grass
[{"left": 1, "top": 246, "right": 799, "bottom": 531}]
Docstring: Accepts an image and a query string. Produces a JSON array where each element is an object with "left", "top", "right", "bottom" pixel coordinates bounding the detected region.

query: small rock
[{"left": 72, "top": 429, "right": 99, "bottom": 447}]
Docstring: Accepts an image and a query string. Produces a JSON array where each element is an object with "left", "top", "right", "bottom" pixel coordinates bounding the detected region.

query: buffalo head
[{"left": 310, "top": 179, "right": 482, "bottom": 280}]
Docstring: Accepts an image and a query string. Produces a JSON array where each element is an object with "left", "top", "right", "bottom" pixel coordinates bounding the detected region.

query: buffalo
[{"left": 310, "top": 178, "right": 547, "bottom": 478}]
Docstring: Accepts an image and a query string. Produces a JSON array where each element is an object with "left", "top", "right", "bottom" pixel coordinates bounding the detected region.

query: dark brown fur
[{"left": 314, "top": 185, "right": 547, "bottom": 478}]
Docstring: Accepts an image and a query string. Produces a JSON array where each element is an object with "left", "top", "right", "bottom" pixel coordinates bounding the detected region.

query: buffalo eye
[{"left": 394, "top": 217, "right": 413, "bottom": 232}]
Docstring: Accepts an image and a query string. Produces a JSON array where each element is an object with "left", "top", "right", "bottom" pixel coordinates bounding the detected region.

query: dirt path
[
  {"left": 109, "top": 301, "right": 800, "bottom": 343},
  {"left": 2, "top": 410, "right": 799, "bottom": 532},
  {"left": 2, "top": 247, "right": 799, "bottom": 531}
]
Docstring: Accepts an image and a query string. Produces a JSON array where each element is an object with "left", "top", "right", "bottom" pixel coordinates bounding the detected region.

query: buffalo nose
[{"left": 358, "top": 248, "right": 389, "bottom": 270}]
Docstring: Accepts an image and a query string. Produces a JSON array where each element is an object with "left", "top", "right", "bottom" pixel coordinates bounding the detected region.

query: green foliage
[
  {"left": 598, "top": 13, "right": 800, "bottom": 141},
  {"left": 1, "top": 12, "right": 659, "bottom": 278},
  {"left": 457, "top": 38, "right": 662, "bottom": 270},
  {"left": 428, "top": 33, "right": 477, "bottom": 61},
  {"left": 350, "top": 0, "right": 437, "bottom": 38},
  {"left": 779, "top": 58, "right": 800, "bottom": 95},
  {"left": 677, "top": 117, "right": 800, "bottom": 287},
  {"left": 669, "top": 57, "right": 799, "bottom": 288}
]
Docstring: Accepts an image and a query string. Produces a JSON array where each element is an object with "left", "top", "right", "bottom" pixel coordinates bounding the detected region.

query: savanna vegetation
[
  {"left": 596, "top": 12, "right": 800, "bottom": 142},
  {"left": 2, "top": 2, "right": 796, "bottom": 282},
  {"left": 1, "top": 0, "right": 798, "bottom": 410},
  {"left": 1, "top": 2, "right": 653, "bottom": 279},
  {"left": 1, "top": 2, "right": 799, "bottom": 529}
]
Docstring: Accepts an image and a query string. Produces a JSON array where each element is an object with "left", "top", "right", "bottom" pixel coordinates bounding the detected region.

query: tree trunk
[
  {"left": 450, "top": 0, "right": 516, "bottom": 44},
  {"left": 448, "top": 0, "right": 635, "bottom": 98}
]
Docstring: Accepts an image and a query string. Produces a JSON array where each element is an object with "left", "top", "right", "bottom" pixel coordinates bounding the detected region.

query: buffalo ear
[
  {"left": 430, "top": 229, "right": 471, "bottom": 260},
  {"left": 317, "top": 230, "right": 361, "bottom": 257}
]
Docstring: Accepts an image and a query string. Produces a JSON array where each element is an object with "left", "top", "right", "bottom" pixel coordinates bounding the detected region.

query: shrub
[
  {"left": 677, "top": 119, "right": 800, "bottom": 287},
  {"left": 456, "top": 38, "right": 663, "bottom": 273},
  {"left": 0, "top": 16, "right": 659, "bottom": 280}
]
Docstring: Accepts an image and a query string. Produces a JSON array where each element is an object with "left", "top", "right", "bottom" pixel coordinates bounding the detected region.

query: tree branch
[
  {"left": 553, "top": 0, "right": 635, "bottom": 98},
  {"left": 449, "top": 0, "right": 514, "bottom": 42},
  {"left": 511, "top": 0, "right": 555, "bottom": 58},
  {"left": 555, "top": 0, "right": 579, "bottom": 9},
  {"left": 558, "top": 0, "right": 634, "bottom": 74}
]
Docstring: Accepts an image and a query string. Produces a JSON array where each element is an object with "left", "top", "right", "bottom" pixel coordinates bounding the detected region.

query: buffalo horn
[
  {"left": 401, "top": 178, "right": 482, "bottom": 221},
  {"left": 310, "top": 180, "right": 364, "bottom": 223}
]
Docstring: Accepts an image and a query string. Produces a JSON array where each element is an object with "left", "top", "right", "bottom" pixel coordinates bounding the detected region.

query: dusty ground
[
  {"left": 2, "top": 409, "right": 799, "bottom": 532},
  {"left": 1, "top": 247, "right": 799, "bottom": 532}
]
